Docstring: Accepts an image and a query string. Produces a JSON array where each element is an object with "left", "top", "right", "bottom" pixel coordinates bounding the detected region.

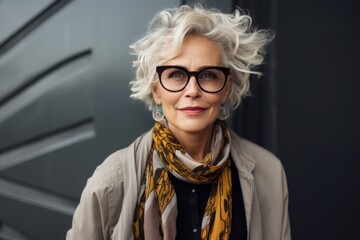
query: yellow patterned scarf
[{"left": 134, "top": 121, "right": 232, "bottom": 240}]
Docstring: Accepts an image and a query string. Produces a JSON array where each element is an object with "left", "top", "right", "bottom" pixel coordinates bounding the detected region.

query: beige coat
[{"left": 66, "top": 129, "right": 291, "bottom": 240}]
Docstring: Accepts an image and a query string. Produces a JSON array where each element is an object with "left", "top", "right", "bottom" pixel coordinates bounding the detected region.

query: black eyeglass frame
[{"left": 156, "top": 65, "right": 231, "bottom": 93}]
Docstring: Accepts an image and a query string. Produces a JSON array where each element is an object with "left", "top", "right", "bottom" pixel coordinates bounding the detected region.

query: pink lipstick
[{"left": 179, "top": 106, "right": 206, "bottom": 116}]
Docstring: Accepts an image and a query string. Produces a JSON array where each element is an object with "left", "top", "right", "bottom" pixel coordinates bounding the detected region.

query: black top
[{"left": 169, "top": 159, "right": 247, "bottom": 240}]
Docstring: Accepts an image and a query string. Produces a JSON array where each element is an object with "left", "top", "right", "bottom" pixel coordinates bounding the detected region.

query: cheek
[
  {"left": 160, "top": 92, "right": 182, "bottom": 108},
  {"left": 207, "top": 96, "right": 226, "bottom": 109}
]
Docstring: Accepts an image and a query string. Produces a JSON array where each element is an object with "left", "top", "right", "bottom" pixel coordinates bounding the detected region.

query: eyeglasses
[{"left": 156, "top": 65, "right": 230, "bottom": 93}]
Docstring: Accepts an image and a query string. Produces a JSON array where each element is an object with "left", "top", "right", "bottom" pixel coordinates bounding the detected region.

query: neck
[{"left": 169, "top": 125, "right": 214, "bottom": 163}]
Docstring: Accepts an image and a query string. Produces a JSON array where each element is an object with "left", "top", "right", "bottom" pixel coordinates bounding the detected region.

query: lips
[{"left": 179, "top": 106, "right": 207, "bottom": 116}]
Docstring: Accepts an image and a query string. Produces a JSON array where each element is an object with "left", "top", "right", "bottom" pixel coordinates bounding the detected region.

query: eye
[
  {"left": 199, "top": 69, "right": 222, "bottom": 80},
  {"left": 168, "top": 70, "right": 186, "bottom": 79},
  {"left": 162, "top": 68, "right": 187, "bottom": 80},
  {"left": 200, "top": 72, "right": 216, "bottom": 79}
]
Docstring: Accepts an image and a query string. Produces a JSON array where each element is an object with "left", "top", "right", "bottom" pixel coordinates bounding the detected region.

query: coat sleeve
[
  {"left": 66, "top": 179, "right": 108, "bottom": 240},
  {"left": 281, "top": 166, "right": 291, "bottom": 240},
  {"left": 66, "top": 153, "right": 125, "bottom": 240}
]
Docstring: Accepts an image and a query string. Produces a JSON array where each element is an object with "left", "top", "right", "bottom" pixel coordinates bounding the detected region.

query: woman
[{"left": 67, "top": 5, "right": 290, "bottom": 240}]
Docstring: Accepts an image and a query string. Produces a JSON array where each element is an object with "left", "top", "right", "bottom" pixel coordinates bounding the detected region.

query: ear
[{"left": 151, "top": 83, "right": 162, "bottom": 105}]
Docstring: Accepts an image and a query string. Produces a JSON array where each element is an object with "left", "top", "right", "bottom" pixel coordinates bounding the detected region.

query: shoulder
[
  {"left": 67, "top": 129, "right": 153, "bottom": 239},
  {"left": 229, "top": 130, "right": 289, "bottom": 203},
  {"left": 230, "top": 130, "right": 281, "bottom": 166},
  {"left": 229, "top": 130, "right": 286, "bottom": 182},
  {"left": 87, "top": 128, "right": 153, "bottom": 192},
  {"left": 228, "top": 133, "right": 290, "bottom": 239}
]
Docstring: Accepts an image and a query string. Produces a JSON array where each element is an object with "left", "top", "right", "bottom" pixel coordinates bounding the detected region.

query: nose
[{"left": 185, "top": 76, "right": 201, "bottom": 97}]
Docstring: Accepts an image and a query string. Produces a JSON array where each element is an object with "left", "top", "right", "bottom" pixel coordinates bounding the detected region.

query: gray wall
[{"left": 0, "top": 0, "right": 179, "bottom": 239}]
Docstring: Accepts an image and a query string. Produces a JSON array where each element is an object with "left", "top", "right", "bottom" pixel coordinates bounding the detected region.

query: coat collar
[{"left": 229, "top": 130, "right": 256, "bottom": 175}]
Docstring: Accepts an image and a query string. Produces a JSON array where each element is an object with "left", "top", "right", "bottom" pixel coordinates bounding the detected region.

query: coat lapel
[{"left": 230, "top": 131, "right": 262, "bottom": 240}]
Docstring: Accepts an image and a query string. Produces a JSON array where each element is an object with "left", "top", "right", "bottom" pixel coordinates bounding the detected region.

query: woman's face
[{"left": 152, "top": 36, "right": 231, "bottom": 137}]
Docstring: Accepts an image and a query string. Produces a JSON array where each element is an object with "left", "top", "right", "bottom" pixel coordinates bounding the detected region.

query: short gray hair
[{"left": 129, "top": 5, "right": 273, "bottom": 110}]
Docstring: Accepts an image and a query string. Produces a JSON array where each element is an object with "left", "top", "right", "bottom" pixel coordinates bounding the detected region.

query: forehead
[{"left": 164, "top": 36, "right": 224, "bottom": 68}]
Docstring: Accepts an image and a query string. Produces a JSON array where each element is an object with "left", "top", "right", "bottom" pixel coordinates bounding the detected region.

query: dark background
[
  {"left": 0, "top": 0, "right": 359, "bottom": 239},
  {"left": 236, "top": 0, "right": 360, "bottom": 239}
]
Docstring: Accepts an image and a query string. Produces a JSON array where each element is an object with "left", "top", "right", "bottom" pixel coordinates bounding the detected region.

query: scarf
[{"left": 133, "top": 121, "right": 232, "bottom": 240}]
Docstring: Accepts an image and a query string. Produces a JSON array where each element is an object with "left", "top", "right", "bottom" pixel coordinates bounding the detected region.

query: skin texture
[{"left": 152, "top": 36, "right": 232, "bottom": 162}]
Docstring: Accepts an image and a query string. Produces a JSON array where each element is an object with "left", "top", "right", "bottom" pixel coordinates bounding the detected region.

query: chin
[{"left": 177, "top": 120, "right": 215, "bottom": 133}]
